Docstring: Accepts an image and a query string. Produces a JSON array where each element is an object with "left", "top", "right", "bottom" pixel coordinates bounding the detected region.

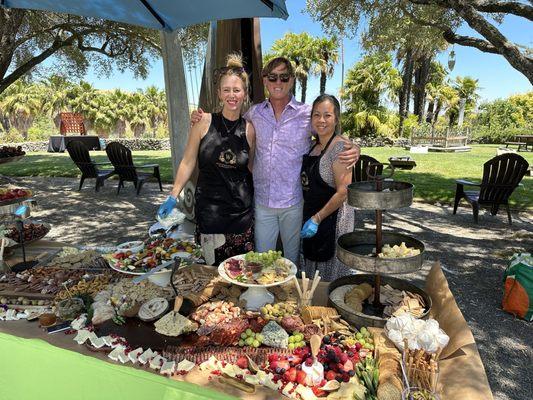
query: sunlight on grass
[{"left": 1, "top": 145, "right": 531, "bottom": 209}]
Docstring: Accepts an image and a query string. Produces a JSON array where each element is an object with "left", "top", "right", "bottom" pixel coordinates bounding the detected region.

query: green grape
[
  {"left": 239, "top": 339, "right": 245, "bottom": 347},
  {"left": 241, "top": 332, "right": 247, "bottom": 339}
]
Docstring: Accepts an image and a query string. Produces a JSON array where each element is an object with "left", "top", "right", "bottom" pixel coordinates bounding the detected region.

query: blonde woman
[{"left": 158, "top": 54, "right": 255, "bottom": 265}]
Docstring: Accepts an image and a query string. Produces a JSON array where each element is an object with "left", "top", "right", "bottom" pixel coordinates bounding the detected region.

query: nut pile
[{"left": 54, "top": 275, "right": 113, "bottom": 301}]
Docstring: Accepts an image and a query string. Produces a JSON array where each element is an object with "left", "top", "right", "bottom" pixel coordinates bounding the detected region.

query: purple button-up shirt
[{"left": 244, "top": 96, "right": 312, "bottom": 208}]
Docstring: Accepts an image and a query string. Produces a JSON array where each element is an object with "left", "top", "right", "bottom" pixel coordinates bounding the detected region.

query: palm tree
[
  {"left": 453, "top": 76, "right": 480, "bottom": 127},
  {"left": 68, "top": 81, "right": 98, "bottom": 133},
  {"left": 312, "top": 36, "right": 339, "bottom": 95},
  {"left": 342, "top": 53, "right": 401, "bottom": 137},
  {"left": 108, "top": 89, "right": 130, "bottom": 137},
  {"left": 125, "top": 92, "right": 150, "bottom": 138},
  {"left": 143, "top": 86, "right": 167, "bottom": 136},
  {"left": 42, "top": 75, "right": 73, "bottom": 129},
  {"left": 270, "top": 32, "right": 316, "bottom": 103},
  {"left": 0, "top": 79, "right": 43, "bottom": 140}
]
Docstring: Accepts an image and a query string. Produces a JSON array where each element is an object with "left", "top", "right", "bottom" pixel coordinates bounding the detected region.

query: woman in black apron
[
  {"left": 300, "top": 94, "right": 354, "bottom": 281},
  {"left": 158, "top": 54, "right": 255, "bottom": 265}
]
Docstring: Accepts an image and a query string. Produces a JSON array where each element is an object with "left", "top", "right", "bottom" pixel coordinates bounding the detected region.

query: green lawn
[{"left": 1, "top": 145, "right": 531, "bottom": 209}]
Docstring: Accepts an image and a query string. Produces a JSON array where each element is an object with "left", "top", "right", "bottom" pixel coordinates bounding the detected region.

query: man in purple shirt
[{"left": 246, "top": 57, "right": 359, "bottom": 264}]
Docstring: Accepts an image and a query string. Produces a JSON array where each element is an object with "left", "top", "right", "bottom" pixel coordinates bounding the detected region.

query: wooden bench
[{"left": 505, "top": 141, "right": 527, "bottom": 151}]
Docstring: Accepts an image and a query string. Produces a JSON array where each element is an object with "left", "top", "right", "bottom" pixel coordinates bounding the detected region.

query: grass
[{"left": 1, "top": 145, "right": 531, "bottom": 209}]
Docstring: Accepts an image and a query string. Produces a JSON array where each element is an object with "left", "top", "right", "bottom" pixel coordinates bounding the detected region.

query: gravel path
[{"left": 15, "top": 176, "right": 533, "bottom": 400}]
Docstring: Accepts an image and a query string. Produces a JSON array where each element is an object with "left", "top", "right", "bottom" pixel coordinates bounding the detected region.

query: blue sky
[{"left": 81, "top": 1, "right": 532, "bottom": 104}]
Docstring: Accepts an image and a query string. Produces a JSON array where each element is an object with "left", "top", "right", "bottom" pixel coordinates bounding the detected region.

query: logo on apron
[
  {"left": 301, "top": 171, "right": 310, "bottom": 190},
  {"left": 218, "top": 148, "right": 237, "bottom": 166}
]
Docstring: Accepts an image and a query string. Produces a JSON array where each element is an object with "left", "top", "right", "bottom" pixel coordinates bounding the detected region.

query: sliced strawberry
[
  {"left": 296, "top": 370, "right": 307, "bottom": 385},
  {"left": 312, "top": 386, "right": 327, "bottom": 397},
  {"left": 343, "top": 360, "right": 354, "bottom": 372},
  {"left": 283, "top": 367, "right": 297, "bottom": 382}
]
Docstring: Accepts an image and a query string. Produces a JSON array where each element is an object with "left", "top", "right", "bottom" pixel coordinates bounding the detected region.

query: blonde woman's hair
[{"left": 214, "top": 53, "right": 250, "bottom": 96}]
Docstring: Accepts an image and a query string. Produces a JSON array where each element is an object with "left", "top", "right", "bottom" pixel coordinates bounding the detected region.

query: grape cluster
[
  {"left": 260, "top": 302, "right": 296, "bottom": 321},
  {"left": 288, "top": 331, "right": 305, "bottom": 350},
  {"left": 341, "top": 326, "right": 374, "bottom": 351},
  {"left": 244, "top": 250, "right": 282, "bottom": 267},
  {"left": 238, "top": 328, "right": 263, "bottom": 348}
]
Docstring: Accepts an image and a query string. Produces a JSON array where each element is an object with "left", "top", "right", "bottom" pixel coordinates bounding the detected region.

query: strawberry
[
  {"left": 311, "top": 387, "right": 327, "bottom": 397},
  {"left": 343, "top": 360, "right": 354, "bottom": 372},
  {"left": 283, "top": 367, "right": 297, "bottom": 382},
  {"left": 236, "top": 356, "right": 248, "bottom": 370},
  {"left": 289, "top": 355, "right": 302, "bottom": 366},
  {"left": 296, "top": 370, "right": 307, "bottom": 385},
  {"left": 268, "top": 354, "right": 280, "bottom": 363},
  {"left": 276, "top": 360, "right": 290, "bottom": 371},
  {"left": 325, "top": 370, "right": 337, "bottom": 382}
]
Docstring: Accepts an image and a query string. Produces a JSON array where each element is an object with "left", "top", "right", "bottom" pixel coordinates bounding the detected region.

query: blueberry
[
  {"left": 324, "top": 364, "right": 329, "bottom": 371},
  {"left": 275, "top": 367, "right": 282, "bottom": 374},
  {"left": 280, "top": 368, "right": 286, "bottom": 374},
  {"left": 348, "top": 370, "right": 355, "bottom": 377},
  {"left": 347, "top": 351, "right": 354, "bottom": 357},
  {"left": 323, "top": 335, "right": 331, "bottom": 344},
  {"left": 336, "top": 376, "right": 344, "bottom": 382}
]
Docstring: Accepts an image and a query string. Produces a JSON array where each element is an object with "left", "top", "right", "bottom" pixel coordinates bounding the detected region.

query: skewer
[
  {"left": 292, "top": 276, "right": 303, "bottom": 299},
  {"left": 309, "top": 271, "right": 321, "bottom": 298},
  {"left": 302, "top": 272, "right": 308, "bottom": 297}
]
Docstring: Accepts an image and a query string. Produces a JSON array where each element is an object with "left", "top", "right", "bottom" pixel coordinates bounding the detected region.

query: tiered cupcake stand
[{"left": 329, "top": 165, "right": 432, "bottom": 327}]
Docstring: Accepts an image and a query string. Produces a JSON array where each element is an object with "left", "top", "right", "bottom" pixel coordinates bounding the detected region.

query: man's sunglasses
[{"left": 265, "top": 73, "right": 291, "bottom": 83}]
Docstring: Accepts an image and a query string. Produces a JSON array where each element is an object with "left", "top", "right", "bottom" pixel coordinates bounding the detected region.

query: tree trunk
[
  {"left": 320, "top": 71, "right": 327, "bottom": 95},
  {"left": 426, "top": 99, "right": 435, "bottom": 123},
  {"left": 398, "top": 48, "right": 414, "bottom": 136},
  {"left": 433, "top": 99, "right": 442, "bottom": 125},
  {"left": 300, "top": 77, "right": 307, "bottom": 103},
  {"left": 413, "top": 55, "right": 431, "bottom": 122},
  {"left": 457, "top": 98, "right": 467, "bottom": 127}
]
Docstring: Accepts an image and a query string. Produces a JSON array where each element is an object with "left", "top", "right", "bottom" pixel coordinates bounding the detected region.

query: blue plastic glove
[
  {"left": 300, "top": 218, "right": 319, "bottom": 238},
  {"left": 158, "top": 195, "right": 177, "bottom": 219}
]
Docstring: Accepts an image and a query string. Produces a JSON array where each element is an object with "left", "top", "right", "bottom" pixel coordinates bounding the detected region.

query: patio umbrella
[{"left": 0, "top": 0, "right": 288, "bottom": 31}]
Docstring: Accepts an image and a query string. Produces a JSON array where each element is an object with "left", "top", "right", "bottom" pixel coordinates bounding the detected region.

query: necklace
[{"left": 221, "top": 114, "right": 240, "bottom": 134}]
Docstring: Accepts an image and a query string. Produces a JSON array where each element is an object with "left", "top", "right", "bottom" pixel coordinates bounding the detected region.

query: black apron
[
  {"left": 195, "top": 113, "right": 253, "bottom": 234},
  {"left": 300, "top": 134, "right": 338, "bottom": 262}
]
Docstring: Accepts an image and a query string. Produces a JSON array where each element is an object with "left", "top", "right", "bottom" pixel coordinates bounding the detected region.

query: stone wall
[
  {"left": 15, "top": 137, "right": 404, "bottom": 152},
  {"left": 12, "top": 138, "right": 171, "bottom": 152}
]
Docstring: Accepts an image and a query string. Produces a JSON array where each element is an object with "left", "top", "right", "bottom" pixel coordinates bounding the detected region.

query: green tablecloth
[{"left": 0, "top": 332, "right": 235, "bottom": 400}]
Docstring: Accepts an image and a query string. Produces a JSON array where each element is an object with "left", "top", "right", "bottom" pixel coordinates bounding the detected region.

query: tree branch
[
  {"left": 442, "top": 29, "right": 500, "bottom": 53},
  {"left": 410, "top": 0, "right": 533, "bottom": 20},
  {"left": 450, "top": 0, "right": 533, "bottom": 83},
  {"left": 0, "top": 28, "right": 99, "bottom": 94},
  {"left": 473, "top": 1, "right": 533, "bottom": 21}
]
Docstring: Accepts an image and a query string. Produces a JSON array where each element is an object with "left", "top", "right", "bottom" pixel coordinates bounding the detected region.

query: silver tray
[
  {"left": 337, "top": 231, "right": 424, "bottom": 274},
  {"left": 347, "top": 181, "right": 413, "bottom": 210}
]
